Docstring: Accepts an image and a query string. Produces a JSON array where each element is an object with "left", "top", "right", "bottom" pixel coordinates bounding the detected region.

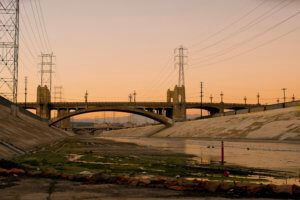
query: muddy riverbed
[
  {"left": 1, "top": 136, "right": 299, "bottom": 199},
  {"left": 100, "top": 137, "right": 300, "bottom": 186}
]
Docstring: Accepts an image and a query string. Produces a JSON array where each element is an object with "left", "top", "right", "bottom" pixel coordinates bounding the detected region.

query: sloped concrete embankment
[
  {"left": 100, "top": 107, "right": 300, "bottom": 141},
  {"left": 0, "top": 104, "right": 72, "bottom": 159}
]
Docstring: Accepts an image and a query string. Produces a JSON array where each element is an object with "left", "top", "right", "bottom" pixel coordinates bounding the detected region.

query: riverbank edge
[{"left": 0, "top": 168, "right": 299, "bottom": 199}]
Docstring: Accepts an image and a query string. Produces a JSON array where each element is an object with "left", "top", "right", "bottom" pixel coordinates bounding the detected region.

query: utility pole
[
  {"left": 54, "top": 86, "right": 63, "bottom": 102},
  {"left": 0, "top": 0, "right": 20, "bottom": 104},
  {"left": 257, "top": 93, "right": 260, "bottom": 105},
  {"left": 220, "top": 92, "right": 224, "bottom": 103},
  {"left": 210, "top": 94, "right": 213, "bottom": 104},
  {"left": 84, "top": 90, "right": 89, "bottom": 106},
  {"left": 244, "top": 96, "right": 247, "bottom": 105},
  {"left": 282, "top": 88, "right": 287, "bottom": 104},
  {"left": 174, "top": 46, "right": 188, "bottom": 87},
  {"left": 24, "top": 77, "right": 28, "bottom": 107},
  {"left": 200, "top": 82, "right": 203, "bottom": 119},
  {"left": 133, "top": 90, "right": 136, "bottom": 103},
  {"left": 40, "top": 53, "right": 55, "bottom": 100}
]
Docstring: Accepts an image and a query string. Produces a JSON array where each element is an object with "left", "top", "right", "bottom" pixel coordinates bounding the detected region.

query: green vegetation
[{"left": 13, "top": 137, "right": 271, "bottom": 183}]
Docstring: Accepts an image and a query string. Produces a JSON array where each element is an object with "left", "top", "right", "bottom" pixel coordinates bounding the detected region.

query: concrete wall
[
  {"left": 266, "top": 104, "right": 284, "bottom": 111},
  {"left": 286, "top": 101, "right": 300, "bottom": 108},
  {"left": 236, "top": 109, "right": 249, "bottom": 115},
  {"left": 208, "top": 100, "right": 300, "bottom": 120},
  {"left": 249, "top": 107, "right": 265, "bottom": 113}
]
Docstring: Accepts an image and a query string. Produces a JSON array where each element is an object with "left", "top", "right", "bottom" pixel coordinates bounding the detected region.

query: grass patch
[{"left": 13, "top": 137, "right": 272, "bottom": 183}]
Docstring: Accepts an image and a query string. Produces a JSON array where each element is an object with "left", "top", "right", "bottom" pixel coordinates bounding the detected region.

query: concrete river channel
[{"left": 99, "top": 137, "right": 300, "bottom": 186}]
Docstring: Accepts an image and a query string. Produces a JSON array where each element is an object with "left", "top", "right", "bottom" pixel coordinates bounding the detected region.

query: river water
[{"left": 99, "top": 137, "right": 300, "bottom": 185}]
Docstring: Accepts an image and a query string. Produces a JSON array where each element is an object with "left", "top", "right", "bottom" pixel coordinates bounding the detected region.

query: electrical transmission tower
[
  {"left": 54, "top": 86, "right": 63, "bottom": 102},
  {"left": 39, "top": 53, "right": 55, "bottom": 94},
  {"left": 174, "top": 46, "right": 188, "bottom": 87},
  {"left": 0, "top": 0, "right": 20, "bottom": 104}
]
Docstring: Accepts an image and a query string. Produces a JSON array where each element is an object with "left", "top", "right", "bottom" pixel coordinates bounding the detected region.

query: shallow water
[{"left": 99, "top": 137, "right": 300, "bottom": 185}]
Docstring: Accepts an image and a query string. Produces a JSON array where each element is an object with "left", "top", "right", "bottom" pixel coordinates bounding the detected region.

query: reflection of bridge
[{"left": 19, "top": 85, "right": 259, "bottom": 128}]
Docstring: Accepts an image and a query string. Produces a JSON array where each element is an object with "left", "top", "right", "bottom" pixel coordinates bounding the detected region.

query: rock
[
  {"left": 255, "top": 185, "right": 274, "bottom": 198},
  {"left": 26, "top": 171, "right": 42, "bottom": 177},
  {"left": 218, "top": 182, "right": 234, "bottom": 192},
  {"left": 165, "top": 180, "right": 178, "bottom": 188},
  {"left": 129, "top": 179, "right": 139, "bottom": 186},
  {"left": 71, "top": 174, "right": 88, "bottom": 182},
  {"left": 168, "top": 185, "right": 186, "bottom": 191},
  {"left": 138, "top": 178, "right": 151, "bottom": 186},
  {"left": 203, "top": 181, "right": 220, "bottom": 193},
  {"left": 150, "top": 178, "right": 166, "bottom": 188},
  {"left": 79, "top": 171, "right": 93, "bottom": 177},
  {"left": 90, "top": 173, "right": 111, "bottom": 183},
  {"left": 271, "top": 184, "right": 293, "bottom": 196},
  {"left": 292, "top": 184, "right": 300, "bottom": 198},
  {"left": 9, "top": 168, "right": 25, "bottom": 175},
  {"left": 246, "top": 184, "right": 262, "bottom": 197},
  {"left": 0, "top": 168, "right": 9, "bottom": 175}
]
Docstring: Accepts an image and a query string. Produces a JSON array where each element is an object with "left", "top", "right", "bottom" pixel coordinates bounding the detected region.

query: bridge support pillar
[
  {"left": 219, "top": 103, "right": 225, "bottom": 114},
  {"left": 157, "top": 108, "right": 163, "bottom": 115},
  {"left": 57, "top": 109, "right": 71, "bottom": 129},
  {"left": 167, "top": 85, "right": 186, "bottom": 121},
  {"left": 166, "top": 108, "right": 173, "bottom": 118},
  {"left": 36, "top": 85, "right": 51, "bottom": 120}
]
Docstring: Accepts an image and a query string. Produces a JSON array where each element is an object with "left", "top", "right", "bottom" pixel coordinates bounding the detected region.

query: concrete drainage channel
[{"left": 0, "top": 140, "right": 25, "bottom": 155}]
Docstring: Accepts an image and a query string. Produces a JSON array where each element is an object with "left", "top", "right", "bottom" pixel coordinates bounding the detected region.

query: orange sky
[{"left": 17, "top": 0, "right": 300, "bottom": 108}]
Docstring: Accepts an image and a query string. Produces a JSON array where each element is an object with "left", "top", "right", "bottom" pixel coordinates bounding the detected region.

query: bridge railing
[{"left": 211, "top": 100, "right": 300, "bottom": 118}]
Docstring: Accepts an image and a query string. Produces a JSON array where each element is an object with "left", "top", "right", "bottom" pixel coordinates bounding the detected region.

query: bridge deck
[{"left": 20, "top": 101, "right": 258, "bottom": 110}]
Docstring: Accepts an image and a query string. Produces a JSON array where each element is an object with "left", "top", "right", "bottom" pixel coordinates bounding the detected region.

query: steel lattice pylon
[{"left": 0, "top": 0, "right": 19, "bottom": 103}]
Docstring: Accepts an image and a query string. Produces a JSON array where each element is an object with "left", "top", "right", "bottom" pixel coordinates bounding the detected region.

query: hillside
[{"left": 100, "top": 106, "right": 300, "bottom": 141}]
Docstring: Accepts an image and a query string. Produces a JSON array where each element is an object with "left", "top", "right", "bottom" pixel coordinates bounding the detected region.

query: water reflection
[{"left": 99, "top": 137, "right": 300, "bottom": 185}]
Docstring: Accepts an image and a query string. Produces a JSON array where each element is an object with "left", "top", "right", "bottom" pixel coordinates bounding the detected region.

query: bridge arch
[{"left": 49, "top": 106, "right": 174, "bottom": 127}]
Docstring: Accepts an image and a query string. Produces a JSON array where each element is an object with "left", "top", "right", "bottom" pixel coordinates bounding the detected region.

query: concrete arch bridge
[{"left": 49, "top": 106, "right": 174, "bottom": 127}]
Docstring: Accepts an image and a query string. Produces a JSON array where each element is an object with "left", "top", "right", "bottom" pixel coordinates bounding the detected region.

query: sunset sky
[{"left": 18, "top": 0, "right": 300, "bottom": 107}]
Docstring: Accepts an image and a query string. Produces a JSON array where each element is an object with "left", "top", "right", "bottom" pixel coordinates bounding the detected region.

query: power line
[
  {"left": 188, "top": 23, "right": 300, "bottom": 70},
  {"left": 28, "top": 0, "right": 47, "bottom": 52},
  {"left": 33, "top": 0, "right": 51, "bottom": 52},
  {"left": 189, "top": 10, "right": 300, "bottom": 66},
  {"left": 20, "top": 0, "right": 44, "bottom": 53},
  {"left": 189, "top": 0, "right": 293, "bottom": 55},
  {"left": 189, "top": 0, "right": 268, "bottom": 48}
]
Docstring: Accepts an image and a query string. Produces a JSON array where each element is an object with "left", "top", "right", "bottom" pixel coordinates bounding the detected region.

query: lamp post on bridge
[
  {"left": 210, "top": 94, "right": 213, "bottom": 104},
  {"left": 282, "top": 88, "right": 287, "bottom": 104},
  {"left": 85, "top": 90, "right": 88, "bottom": 108},
  {"left": 282, "top": 88, "right": 287, "bottom": 107},
  {"left": 133, "top": 90, "right": 136, "bottom": 103},
  {"left": 129, "top": 94, "right": 133, "bottom": 103},
  {"left": 244, "top": 96, "right": 247, "bottom": 105},
  {"left": 292, "top": 94, "right": 295, "bottom": 102},
  {"left": 220, "top": 92, "right": 224, "bottom": 103},
  {"left": 277, "top": 98, "right": 280, "bottom": 104},
  {"left": 257, "top": 93, "right": 260, "bottom": 105},
  {"left": 200, "top": 82, "right": 203, "bottom": 119}
]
